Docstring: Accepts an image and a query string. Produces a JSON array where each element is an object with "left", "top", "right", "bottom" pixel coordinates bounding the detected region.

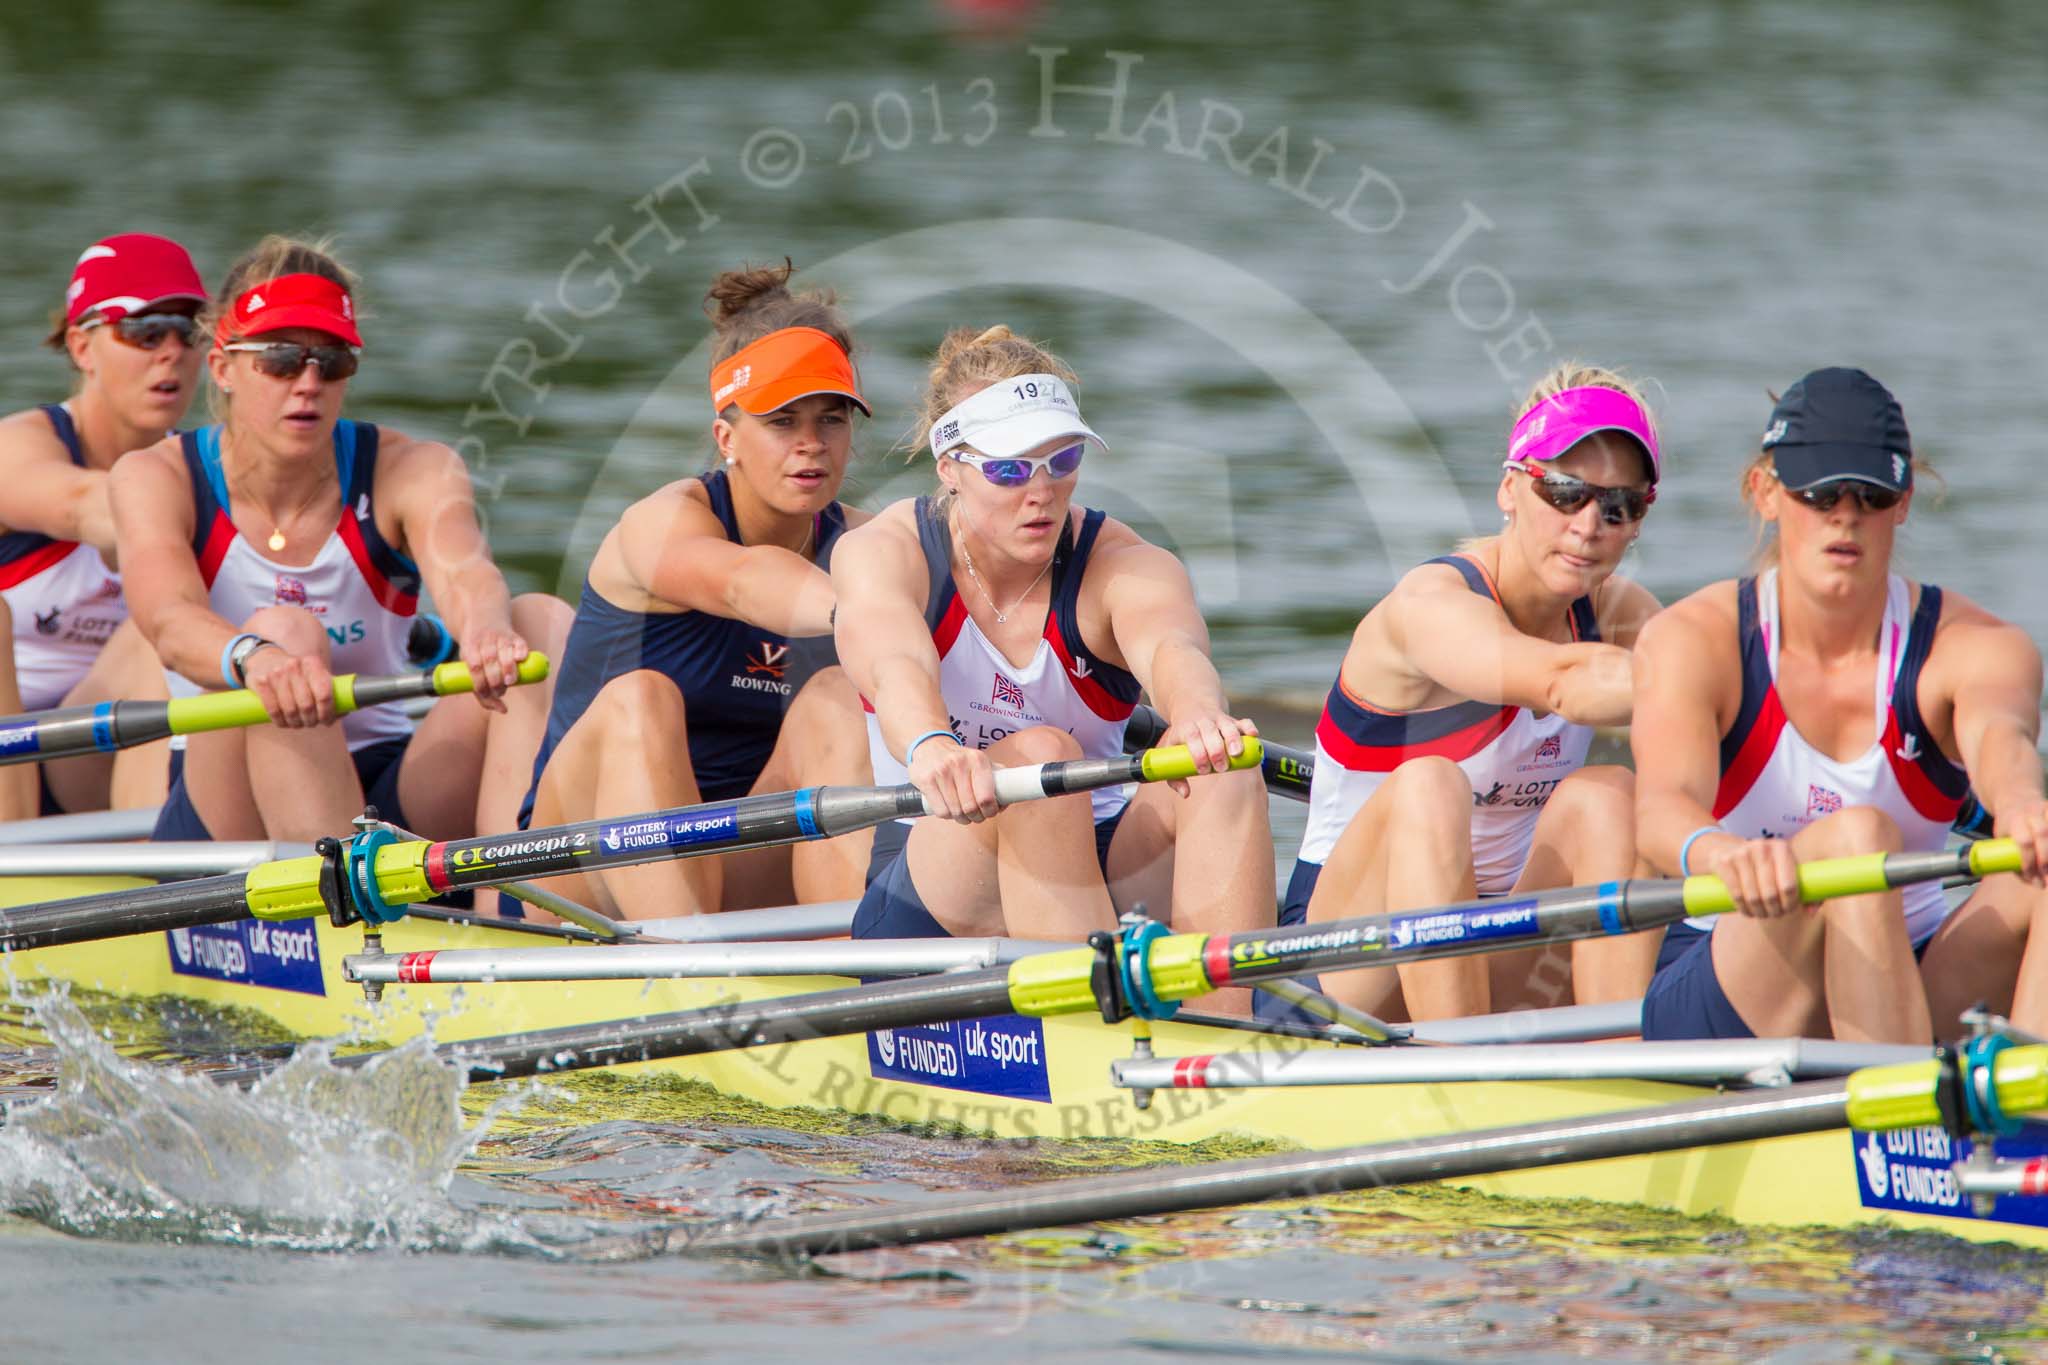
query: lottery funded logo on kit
[
  {"left": 868, "top": 1014, "right": 1052, "bottom": 1102},
  {"left": 1851, "top": 1124, "right": 2048, "bottom": 1230},
  {"left": 599, "top": 804, "right": 739, "bottom": 854},
  {"left": 167, "top": 917, "right": 325, "bottom": 995}
]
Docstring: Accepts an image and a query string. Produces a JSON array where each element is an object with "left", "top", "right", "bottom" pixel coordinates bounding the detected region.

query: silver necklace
[{"left": 956, "top": 521, "right": 1052, "bottom": 624}]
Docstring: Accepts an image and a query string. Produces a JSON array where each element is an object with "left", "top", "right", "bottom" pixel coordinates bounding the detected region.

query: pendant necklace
[{"left": 956, "top": 521, "right": 1052, "bottom": 624}]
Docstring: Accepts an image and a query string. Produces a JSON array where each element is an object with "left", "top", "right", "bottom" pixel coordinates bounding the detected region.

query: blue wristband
[
  {"left": 221, "top": 634, "right": 255, "bottom": 690},
  {"left": 906, "top": 728, "right": 962, "bottom": 763},
  {"left": 1679, "top": 825, "right": 1723, "bottom": 877}
]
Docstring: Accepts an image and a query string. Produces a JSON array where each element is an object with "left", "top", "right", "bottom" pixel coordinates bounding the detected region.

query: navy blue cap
[{"left": 1760, "top": 367, "right": 1912, "bottom": 492}]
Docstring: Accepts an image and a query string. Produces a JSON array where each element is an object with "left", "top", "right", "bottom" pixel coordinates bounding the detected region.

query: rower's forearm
[
  {"left": 727, "top": 552, "right": 834, "bottom": 638},
  {"left": 871, "top": 655, "right": 952, "bottom": 760},
  {"left": 1638, "top": 794, "right": 1730, "bottom": 876},
  {"left": 436, "top": 564, "right": 516, "bottom": 642},
  {"left": 1548, "top": 644, "right": 1634, "bottom": 727},
  {"left": 149, "top": 603, "right": 246, "bottom": 688},
  {"left": 1147, "top": 639, "right": 1232, "bottom": 721},
  {"left": 1970, "top": 718, "right": 2046, "bottom": 821}
]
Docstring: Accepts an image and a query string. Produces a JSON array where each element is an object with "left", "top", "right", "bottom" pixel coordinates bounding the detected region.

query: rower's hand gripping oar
[
  {"left": 0, "top": 739, "right": 1266, "bottom": 951},
  {"left": 0, "top": 654, "right": 552, "bottom": 767},
  {"left": 1124, "top": 704, "right": 1313, "bottom": 802}
]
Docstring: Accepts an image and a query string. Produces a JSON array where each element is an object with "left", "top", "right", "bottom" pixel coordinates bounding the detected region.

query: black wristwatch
[{"left": 229, "top": 633, "right": 279, "bottom": 686}]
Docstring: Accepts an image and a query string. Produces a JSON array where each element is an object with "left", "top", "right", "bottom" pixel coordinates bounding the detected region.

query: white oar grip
[{"left": 992, "top": 765, "right": 1050, "bottom": 806}]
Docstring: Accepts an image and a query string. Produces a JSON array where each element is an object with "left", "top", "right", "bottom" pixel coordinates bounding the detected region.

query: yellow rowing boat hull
[{"left": 7, "top": 876, "right": 2044, "bottom": 1250}]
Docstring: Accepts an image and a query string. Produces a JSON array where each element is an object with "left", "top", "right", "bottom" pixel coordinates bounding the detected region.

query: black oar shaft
[
  {"left": 444, "top": 970, "right": 1018, "bottom": 1082},
  {"left": 0, "top": 871, "right": 254, "bottom": 950},
  {"left": 419, "top": 754, "right": 1160, "bottom": 896},
  {"left": 686, "top": 1079, "right": 1852, "bottom": 1257},
  {"left": 1203, "top": 846, "right": 1977, "bottom": 986}
]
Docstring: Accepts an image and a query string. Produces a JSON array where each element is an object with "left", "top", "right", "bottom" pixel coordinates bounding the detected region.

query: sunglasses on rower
[
  {"left": 948, "top": 441, "right": 1087, "bottom": 488},
  {"left": 220, "top": 340, "right": 362, "bottom": 381},
  {"left": 1785, "top": 479, "right": 1904, "bottom": 514},
  {"left": 77, "top": 312, "right": 200, "bottom": 350},
  {"left": 1510, "top": 461, "right": 1655, "bottom": 525}
]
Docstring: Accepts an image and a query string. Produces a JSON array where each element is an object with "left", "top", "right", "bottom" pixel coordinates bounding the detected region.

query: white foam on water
[{"left": 0, "top": 988, "right": 560, "bottom": 1254}]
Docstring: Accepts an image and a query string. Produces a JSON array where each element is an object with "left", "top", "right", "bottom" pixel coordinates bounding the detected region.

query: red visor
[
  {"left": 223, "top": 273, "right": 362, "bottom": 347},
  {"left": 709, "top": 327, "right": 867, "bottom": 416}
]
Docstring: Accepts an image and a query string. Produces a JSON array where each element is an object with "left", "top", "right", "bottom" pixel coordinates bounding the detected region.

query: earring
[
  {"left": 723, "top": 456, "right": 735, "bottom": 467},
  {"left": 220, "top": 384, "right": 233, "bottom": 395}
]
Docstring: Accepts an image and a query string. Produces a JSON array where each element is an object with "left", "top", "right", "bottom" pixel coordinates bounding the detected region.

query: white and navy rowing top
[
  {"left": 865, "top": 499, "right": 1141, "bottom": 825},
  {"left": 1295, "top": 554, "right": 1600, "bottom": 894},
  {"left": 166, "top": 421, "right": 421, "bottom": 750},
  {"left": 0, "top": 404, "right": 127, "bottom": 710},
  {"left": 1697, "top": 569, "right": 1966, "bottom": 941}
]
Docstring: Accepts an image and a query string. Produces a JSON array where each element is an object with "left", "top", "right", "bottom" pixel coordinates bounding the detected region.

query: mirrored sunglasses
[
  {"left": 222, "top": 340, "right": 362, "bottom": 381},
  {"left": 1514, "top": 462, "right": 1655, "bottom": 524},
  {"left": 949, "top": 441, "right": 1086, "bottom": 488},
  {"left": 80, "top": 312, "right": 199, "bottom": 350},
  {"left": 1788, "top": 479, "right": 1904, "bottom": 514}
]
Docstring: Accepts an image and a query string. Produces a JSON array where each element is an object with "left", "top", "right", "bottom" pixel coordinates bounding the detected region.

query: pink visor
[{"left": 1504, "top": 387, "right": 1661, "bottom": 482}]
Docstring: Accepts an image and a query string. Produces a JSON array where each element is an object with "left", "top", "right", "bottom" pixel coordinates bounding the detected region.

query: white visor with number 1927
[{"left": 928, "top": 373, "right": 1107, "bottom": 460}]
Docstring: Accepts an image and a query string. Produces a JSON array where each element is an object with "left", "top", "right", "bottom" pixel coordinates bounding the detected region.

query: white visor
[{"left": 928, "top": 374, "right": 1106, "bottom": 460}]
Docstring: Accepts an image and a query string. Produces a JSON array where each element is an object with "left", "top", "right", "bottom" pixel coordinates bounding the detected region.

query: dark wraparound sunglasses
[
  {"left": 79, "top": 312, "right": 199, "bottom": 350},
  {"left": 222, "top": 341, "right": 362, "bottom": 381},
  {"left": 1788, "top": 480, "right": 1904, "bottom": 514},
  {"left": 1513, "top": 462, "right": 1655, "bottom": 525}
]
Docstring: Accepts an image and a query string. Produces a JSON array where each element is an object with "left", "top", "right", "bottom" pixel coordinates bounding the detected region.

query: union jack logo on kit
[
  {"left": 1534, "top": 733, "right": 1563, "bottom": 763},
  {"left": 1806, "top": 784, "right": 1843, "bottom": 817},
  {"left": 992, "top": 673, "right": 1026, "bottom": 709}
]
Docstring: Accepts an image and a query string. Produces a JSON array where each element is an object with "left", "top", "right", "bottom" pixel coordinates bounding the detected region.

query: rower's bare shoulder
[
  {"left": 108, "top": 433, "right": 185, "bottom": 488},
  {"left": 1924, "top": 586, "right": 2039, "bottom": 666},
  {"left": 1636, "top": 580, "right": 1739, "bottom": 660},
  {"left": 839, "top": 503, "right": 877, "bottom": 530},
  {"left": 0, "top": 407, "right": 69, "bottom": 465},
  {"left": 620, "top": 480, "right": 724, "bottom": 543}
]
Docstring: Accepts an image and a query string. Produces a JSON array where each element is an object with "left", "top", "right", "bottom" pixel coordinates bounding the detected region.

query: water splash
[{"left": 0, "top": 989, "right": 552, "bottom": 1253}]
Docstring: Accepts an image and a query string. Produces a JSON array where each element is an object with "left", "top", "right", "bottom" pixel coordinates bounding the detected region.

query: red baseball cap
[
  {"left": 223, "top": 273, "right": 362, "bottom": 347},
  {"left": 65, "top": 233, "right": 206, "bottom": 325}
]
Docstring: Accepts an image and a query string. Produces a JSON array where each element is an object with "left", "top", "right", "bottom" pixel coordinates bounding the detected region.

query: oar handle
[
  {"left": 1677, "top": 837, "right": 2024, "bottom": 918},
  {"left": 175, "top": 653, "right": 552, "bottom": 734},
  {"left": 1126, "top": 704, "right": 1312, "bottom": 801}
]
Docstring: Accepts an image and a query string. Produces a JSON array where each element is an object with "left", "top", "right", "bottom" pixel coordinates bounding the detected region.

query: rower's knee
[
  {"left": 1382, "top": 756, "right": 1470, "bottom": 823},
  {"left": 787, "top": 665, "right": 861, "bottom": 725},
  {"left": 242, "top": 605, "right": 331, "bottom": 661},
  {"left": 1802, "top": 804, "right": 1904, "bottom": 859},
  {"left": 1546, "top": 764, "right": 1635, "bottom": 826},
  {"left": 593, "top": 668, "right": 687, "bottom": 739},
  {"left": 992, "top": 725, "right": 1082, "bottom": 766}
]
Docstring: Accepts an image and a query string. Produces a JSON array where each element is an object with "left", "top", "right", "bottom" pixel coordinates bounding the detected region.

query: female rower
[
  {"left": 0, "top": 234, "right": 206, "bottom": 819},
  {"left": 1635, "top": 368, "right": 2048, "bottom": 1042},
  {"left": 517, "top": 262, "right": 874, "bottom": 920},
  {"left": 1290, "top": 364, "right": 1664, "bottom": 1022},
  {"left": 834, "top": 326, "right": 1272, "bottom": 1004},
  {"left": 111, "top": 236, "right": 567, "bottom": 845}
]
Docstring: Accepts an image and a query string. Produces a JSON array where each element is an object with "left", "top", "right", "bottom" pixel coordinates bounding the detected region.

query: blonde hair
[
  {"left": 908, "top": 324, "right": 1079, "bottom": 460},
  {"left": 203, "top": 235, "right": 359, "bottom": 421}
]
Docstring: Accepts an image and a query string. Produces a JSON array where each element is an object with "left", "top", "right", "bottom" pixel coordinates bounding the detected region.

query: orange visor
[{"left": 709, "top": 326, "right": 868, "bottom": 417}]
